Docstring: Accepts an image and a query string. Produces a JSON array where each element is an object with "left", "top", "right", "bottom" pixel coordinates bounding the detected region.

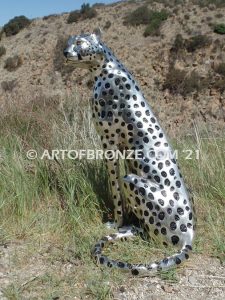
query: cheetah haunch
[{"left": 64, "top": 30, "right": 195, "bottom": 276}]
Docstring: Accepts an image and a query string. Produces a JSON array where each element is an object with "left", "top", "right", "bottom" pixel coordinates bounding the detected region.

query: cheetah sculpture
[{"left": 64, "top": 30, "right": 195, "bottom": 276}]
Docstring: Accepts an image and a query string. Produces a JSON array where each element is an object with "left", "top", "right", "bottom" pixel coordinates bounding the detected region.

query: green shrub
[
  {"left": 43, "top": 14, "right": 58, "bottom": 21},
  {"left": 215, "top": 63, "right": 225, "bottom": 76},
  {"left": 4, "top": 55, "right": 22, "bottom": 71},
  {"left": 214, "top": 24, "right": 225, "bottom": 35},
  {"left": 67, "top": 3, "right": 97, "bottom": 24},
  {"left": 67, "top": 10, "right": 80, "bottom": 23},
  {"left": 143, "top": 10, "right": 169, "bottom": 37},
  {"left": 3, "top": 16, "right": 31, "bottom": 36},
  {"left": 185, "top": 35, "right": 211, "bottom": 52},
  {"left": 144, "top": 18, "right": 162, "bottom": 37},
  {"left": 0, "top": 46, "right": 6, "bottom": 57},
  {"left": 124, "top": 6, "right": 169, "bottom": 37},
  {"left": 92, "top": 2, "right": 105, "bottom": 8},
  {"left": 172, "top": 34, "right": 185, "bottom": 52},
  {"left": 124, "top": 6, "right": 169, "bottom": 29},
  {"left": 123, "top": 6, "right": 153, "bottom": 26},
  {"left": 80, "top": 3, "right": 97, "bottom": 19}
]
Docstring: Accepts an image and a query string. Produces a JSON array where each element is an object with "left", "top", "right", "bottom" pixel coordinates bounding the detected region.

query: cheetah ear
[{"left": 93, "top": 27, "right": 102, "bottom": 39}]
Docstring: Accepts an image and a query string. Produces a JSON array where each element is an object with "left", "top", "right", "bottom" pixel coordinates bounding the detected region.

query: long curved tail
[{"left": 91, "top": 226, "right": 192, "bottom": 276}]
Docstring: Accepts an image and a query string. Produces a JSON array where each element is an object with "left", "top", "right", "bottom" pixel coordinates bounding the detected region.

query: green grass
[{"left": 0, "top": 90, "right": 224, "bottom": 298}]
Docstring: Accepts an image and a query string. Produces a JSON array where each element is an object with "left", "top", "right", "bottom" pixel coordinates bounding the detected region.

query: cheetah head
[{"left": 63, "top": 29, "right": 103, "bottom": 69}]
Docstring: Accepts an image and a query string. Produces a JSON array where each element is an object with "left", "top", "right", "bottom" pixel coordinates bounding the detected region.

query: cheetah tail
[{"left": 91, "top": 227, "right": 192, "bottom": 276}]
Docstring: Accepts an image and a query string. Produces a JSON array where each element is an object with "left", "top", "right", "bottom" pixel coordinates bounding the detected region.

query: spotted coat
[{"left": 64, "top": 31, "right": 195, "bottom": 276}]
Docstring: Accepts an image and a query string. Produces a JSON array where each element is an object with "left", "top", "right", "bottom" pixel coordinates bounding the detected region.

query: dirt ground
[{"left": 0, "top": 240, "right": 224, "bottom": 300}]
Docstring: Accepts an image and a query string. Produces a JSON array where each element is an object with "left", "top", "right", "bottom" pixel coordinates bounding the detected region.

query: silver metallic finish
[{"left": 64, "top": 31, "right": 195, "bottom": 275}]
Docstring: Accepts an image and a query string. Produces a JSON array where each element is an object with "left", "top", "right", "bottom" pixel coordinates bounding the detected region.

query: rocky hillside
[{"left": 0, "top": 0, "right": 225, "bottom": 136}]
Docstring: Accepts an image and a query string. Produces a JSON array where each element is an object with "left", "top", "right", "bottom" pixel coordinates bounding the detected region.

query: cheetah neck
[{"left": 90, "top": 42, "right": 132, "bottom": 80}]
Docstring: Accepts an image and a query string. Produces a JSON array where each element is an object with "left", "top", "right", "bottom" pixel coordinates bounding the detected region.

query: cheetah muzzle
[{"left": 64, "top": 29, "right": 195, "bottom": 276}]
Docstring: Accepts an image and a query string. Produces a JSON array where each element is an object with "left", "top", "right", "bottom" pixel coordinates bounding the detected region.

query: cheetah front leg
[{"left": 105, "top": 158, "right": 124, "bottom": 228}]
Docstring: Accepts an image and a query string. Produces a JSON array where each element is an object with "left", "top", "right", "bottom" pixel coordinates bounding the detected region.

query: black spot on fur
[{"left": 171, "top": 235, "right": 180, "bottom": 245}]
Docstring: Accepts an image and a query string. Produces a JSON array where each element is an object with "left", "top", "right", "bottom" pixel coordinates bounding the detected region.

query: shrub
[
  {"left": 185, "top": 35, "right": 211, "bottom": 52},
  {"left": 214, "top": 78, "right": 225, "bottom": 92},
  {"left": 67, "top": 3, "right": 97, "bottom": 24},
  {"left": 124, "top": 6, "right": 169, "bottom": 37},
  {"left": 171, "top": 34, "right": 185, "bottom": 52},
  {"left": 0, "top": 46, "right": 6, "bottom": 57},
  {"left": 215, "top": 63, "right": 225, "bottom": 76},
  {"left": 182, "top": 71, "right": 204, "bottom": 95},
  {"left": 80, "top": 3, "right": 97, "bottom": 19},
  {"left": 92, "top": 3, "right": 105, "bottom": 8},
  {"left": 144, "top": 18, "right": 162, "bottom": 37},
  {"left": 4, "top": 55, "right": 22, "bottom": 71},
  {"left": 103, "top": 20, "right": 111, "bottom": 30},
  {"left": 123, "top": 6, "right": 152, "bottom": 26},
  {"left": 3, "top": 16, "right": 31, "bottom": 36},
  {"left": 163, "top": 68, "right": 206, "bottom": 96},
  {"left": 1, "top": 80, "right": 17, "bottom": 92},
  {"left": 67, "top": 10, "right": 80, "bottom": 23},
  {"left": 163, "top": 68, "right": 187, "bottom": 94},
  {"left": 215, "top": 13, "right": 223, "bottom": 18},
  {"left": 43, "top": 14, "right": 58, "bottom": 21},
  {"left": 143, "top": 10, "right": 169, "bottom": 37},
  {"left": 192, "top": 0, "right": 225, "bottom": 8},
  {"left": 214, "top": 24, "right": 225, "bottom": 34}
]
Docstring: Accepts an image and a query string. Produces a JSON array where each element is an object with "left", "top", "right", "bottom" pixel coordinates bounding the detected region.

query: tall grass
[{"left": 0, "top": 90, "right": 224, "bottom": 297}]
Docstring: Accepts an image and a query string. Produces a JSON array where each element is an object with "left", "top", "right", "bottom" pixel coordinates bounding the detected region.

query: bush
[
  {"left": 103, "top": 20, "right": 111, "bottom": 30},
  {"left": 80, "top": 3, "right": 97, "bottom": 18},
  {"left": 144, "top": 18, "right": 162, "bottom": 37},
  {"left": 124, "top": 6, "right": 169, "bottom": 37},
  {"left": 3, "top": 16, "right": 31, "bottom": 36},
  {"left": 214, "top": 78, "right": 225, "bottom": 92},
  {"left": 4, "top": 55, "right": 22, "bottom": 71},
  {"left": 143, "top": 10, "right": 169, "bottom": 37},
  {"left": 67, "top": 3, "right": 97, "bottom": 24},
  {"left": 192, "top": 0, "right": 225, "bottom": 8},
  {"left": 185, "top": 35, "right": 211, "bottom": 52},
  {"left": 0, "top": 46, "right": 6, "bottom": 57},
  {"left": 215, "top": 63, "right": 225, "bottom": 76},
  {"left": 123, "top": 6, "right": 153, "bottom": 26},
  {"left": 1, "top": 80, "right": 17, "bottom": 92},
  {"left": 163, "top": 68, "right": 187, "bottom": 94},
  {"left": 172, "top": 34, "right": 185, "bottom": 52},
  {"left": 92, "top": 3, "right": 105, "bottom": 8},
  {"left": 214, "top": 24, "right": 225, "bottom": 35},
  {"left": 43, "top": 14, "right": 58, "bottom": 21},
  {"left": 163, "top": 68, "right": 206, "bottom": 96},
  {"left": 67, "top": 10, "right": 80, "bottom": 23}
]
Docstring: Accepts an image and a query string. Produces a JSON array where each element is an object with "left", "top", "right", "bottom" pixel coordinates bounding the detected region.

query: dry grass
[{"left": 0, "top": 87, "right": 224, "bottom": 298}]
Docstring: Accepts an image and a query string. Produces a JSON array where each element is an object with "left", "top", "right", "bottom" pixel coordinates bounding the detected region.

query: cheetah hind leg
[{"left": 91, "top": 174, "right": 192, "bottom": 276}]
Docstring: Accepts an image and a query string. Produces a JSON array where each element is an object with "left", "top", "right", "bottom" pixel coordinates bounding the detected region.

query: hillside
[
  {"left": 0, "top": 1, "right": 225, "bottom": 299},
  {"left": 0, "top": 0, "right": 224, "bottom": 136}
]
